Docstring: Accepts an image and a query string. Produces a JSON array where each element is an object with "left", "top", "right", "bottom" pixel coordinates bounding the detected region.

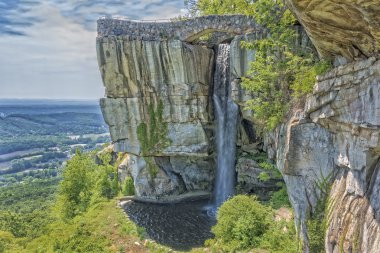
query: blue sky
[{"left": 0, "top": 0, "right": 184, "bottom": 99}]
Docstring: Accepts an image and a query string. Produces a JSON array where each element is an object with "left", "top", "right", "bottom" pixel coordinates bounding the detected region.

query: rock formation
[
  {"left": 97, "top": 5, "right": 380, "bottom": 251},
  {"left": 266, "top": 57, "right": 380, "bottom": 252},
  {"left": 285, "top": 0, "right": 380, "bottom": 62},
  {"left": 97, "top": 16, "right": 263, "bottom": 200},
  {"left": 98, "top": 38, "right": 215, "bottom": 199}
]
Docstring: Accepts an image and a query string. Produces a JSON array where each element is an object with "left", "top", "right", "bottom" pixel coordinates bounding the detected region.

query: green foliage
[
  {"left": 207, "top": 195, "right": 299, "bottom": 252},
  {"left": 92, "top": 153, "right": 119, "bottom": 201},
  {"left": 0, "top": 178, "right": 58, "bottom": 239},
  {"left": 146, "top": 157, "right": 159, "bottom": 179},
  {"left": 307, "top": 172, "right": 332, "bottom": 253},
  {"left": 122, "top": 176, "right": 135, "bottom": 196},
  {"left": 270, "top": 183, "right": 291, "bottom": 209},
  {"left": 259, "top": 160, "right": 276, "bottom": 171},
  {"left": 197, "top": 0, "right": 255, "bottom": 15},
  {"left": 291, "top": 60, "right": 331, "bottom": 98},
  {"left": 208, "top": 195, "right": 272, "bottom": 251},
  {"left": 57, "top": 150, "right": 119, "bottom": 219},
  {"left": 257, "top": 219, "right": 299, "bottom": 253},
  {"left": 137, "top": 100, "right": 170, "bottom": 156},
  {"left": 258, "top": 171, "right": 270, "bottom": 182},
  {"left": 0, "top": 149, "right": 175, "bottom": 253},
  {"left": 241, "top": 1, "right": 332, "bottom": 131},
  {"left": 257, "top": 158, "right": 283, "bottom": 181},
  {"left": 0, "top": 231, "right": 14, "bottom": 253},
  {"left": 137, "top": 122, "right": 148, "bottom": 154},
  {"left": 57, "top": 150, "right": 96, "bottom": 219},
  {"left": 0, "top": 178, "right": 58, "bottom": 213}
]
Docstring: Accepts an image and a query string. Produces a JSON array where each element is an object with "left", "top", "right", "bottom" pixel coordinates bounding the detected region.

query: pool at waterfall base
[{"left": 123, "top": 200, "right": 217, "bottom": 250}]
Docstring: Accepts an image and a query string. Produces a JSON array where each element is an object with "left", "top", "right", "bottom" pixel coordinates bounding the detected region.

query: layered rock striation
[
  {"left": 265, "top": 57, "right": 380, "bottom": 252},
  {"left": 97, "top": 8, "right": 380, "bottom": 252},
  {"left": 97, "top": 37, "right": 216, "bottom": 198},
  {"left": 286, "top": 0, "right": 380, "bottom": 61},
  {"left": 97, "top": 16, "right": 266, "bottom": 200}
]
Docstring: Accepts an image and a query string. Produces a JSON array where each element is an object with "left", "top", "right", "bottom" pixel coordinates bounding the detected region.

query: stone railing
[{"left": 97, "top": 15, "right": 261, "bottom": 42}]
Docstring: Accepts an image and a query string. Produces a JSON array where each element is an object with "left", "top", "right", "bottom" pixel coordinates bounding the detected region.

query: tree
[
  {"left": 197, "top": 0, "right": 255, "bottom": 15},
  {"left": 57, "top": 150, "right": 95, "bottom": 219}
]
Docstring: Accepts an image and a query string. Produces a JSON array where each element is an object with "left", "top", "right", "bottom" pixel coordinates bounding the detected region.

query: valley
[{"left": 0, "top": 99, "right": 110, "bottom": 186}]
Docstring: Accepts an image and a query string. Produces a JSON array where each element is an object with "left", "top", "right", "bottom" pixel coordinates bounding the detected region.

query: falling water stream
[{"left": 212, "top": 44, "right": 239, "bottom": 209}]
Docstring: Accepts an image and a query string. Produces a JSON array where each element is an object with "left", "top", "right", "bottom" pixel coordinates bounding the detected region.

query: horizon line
[{"left": 0, "top": 98, "right": 101, "bottom": 100}]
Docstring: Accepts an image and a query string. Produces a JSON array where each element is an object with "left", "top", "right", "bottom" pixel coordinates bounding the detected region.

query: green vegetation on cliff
[
  {"left": 307, "top": 174, "right": 332, "bottom": 253},
  {"left": 137, "top": 100, "right": 170, "bottom": 155},
  {"left": 122, "top": 176, "right": 135, "bottom": 196},
  {"left": 198, "top": 0, "right": 331, "bottom": 131}
]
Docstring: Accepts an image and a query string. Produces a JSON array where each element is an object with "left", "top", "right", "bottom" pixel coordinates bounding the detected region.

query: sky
[{"left": 0, "top": 0, "right": 185, "bottom": 99}]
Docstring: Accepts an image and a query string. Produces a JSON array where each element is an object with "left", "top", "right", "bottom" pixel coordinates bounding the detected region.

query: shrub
[
  {"left": 93, "top": 153, "right": 119, "bottom": 201},
  {"left": 258, "top": 171, "right": 270, "bottom": 182},
  {"left": 270, "top": 183, "right": 291, "bottom": 209},
  {"left": 198, "top": 0, "right": 332, "bottom": 132},
  {"left": 291, "top": 60, "right": 331, "bottom": 98},
  {"left": 122, "top": 176, "right": 135, "bottom": 196},
  {"left": 307, "top": 173, "right": 332, "bottom": 253},
  {"left": 258, "top": 219, "right": 298, "bottom": 253},
  {"left": 207, "top": 195, "right": 299, "bottom": 252},
  {"left": 208, "top": 195, "right": 272, "bottom": 251}
]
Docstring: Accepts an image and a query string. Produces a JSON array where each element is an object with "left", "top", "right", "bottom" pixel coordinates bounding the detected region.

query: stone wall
[{"left": 97, "top": 15, "right": 260, "bottom": 42}]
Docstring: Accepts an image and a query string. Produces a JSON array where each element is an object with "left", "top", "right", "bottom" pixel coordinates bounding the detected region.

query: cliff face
[
  {"left": 96, "top": 16, "right": 268, "bottom": 201},
  {"left": 260, "top": 2, "right": 380, "bottom": 251},
  {"left": 265, "top": 58, "right": 380, "bottom": 252},
  {"left": 97, "top": 38, "right": 215, "bottom": 198}
]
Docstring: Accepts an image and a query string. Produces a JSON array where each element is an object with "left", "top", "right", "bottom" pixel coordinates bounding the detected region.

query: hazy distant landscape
[{"left": 0, "top": 99, "right": 110, "bottom": 186}]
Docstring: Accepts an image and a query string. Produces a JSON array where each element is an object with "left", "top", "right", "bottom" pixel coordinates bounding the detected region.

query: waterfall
[{"left": 212, "top": 44, "right": 239, "bottom": 209}]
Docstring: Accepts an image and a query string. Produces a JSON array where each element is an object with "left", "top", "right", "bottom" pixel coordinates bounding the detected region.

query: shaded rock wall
[
  {"left": 265, "top": 58, "right": 380, "bottom": 252},
  {"left": 286, "top": 0, "right": 380, "bottom": 61}
]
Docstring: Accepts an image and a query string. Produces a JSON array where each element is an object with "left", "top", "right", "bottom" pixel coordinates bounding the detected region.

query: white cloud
[{"left": 0, "top": 0, "right": 184, "bottom": 99}]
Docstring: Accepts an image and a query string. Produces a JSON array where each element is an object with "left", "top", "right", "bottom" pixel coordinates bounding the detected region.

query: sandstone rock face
[
  {"left": 97, "top": 25, "right": 278, "bottom": 200},
  {"left": 265, "top": 58, "right": 380, "bottom": 252},
  {"left": 308, "top": 58, "right": 380, "bottom": 253},
  {"left": 97, "top": 37, "right": 216, "bottom": 199},
  {"left": 286, "top": 0, "right": 380, "bottom": 61}
]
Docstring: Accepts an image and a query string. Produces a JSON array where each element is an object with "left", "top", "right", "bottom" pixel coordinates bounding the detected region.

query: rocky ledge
[{"left": 286, "top": 0, "right": 380, "bottom": 61}]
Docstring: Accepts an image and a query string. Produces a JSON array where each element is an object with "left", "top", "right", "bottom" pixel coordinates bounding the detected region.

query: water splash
[{"left": 212, "top": 44, "right": 239, "bottom": 209}]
